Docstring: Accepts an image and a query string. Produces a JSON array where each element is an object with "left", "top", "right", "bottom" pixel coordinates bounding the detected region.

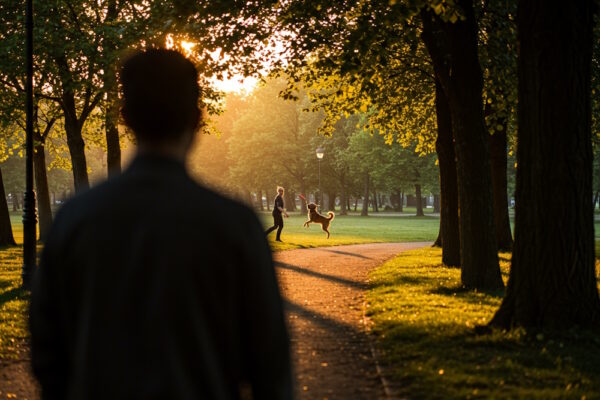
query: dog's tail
[{"left": 328, "top": 211, "right": 335, "bottom": 221}]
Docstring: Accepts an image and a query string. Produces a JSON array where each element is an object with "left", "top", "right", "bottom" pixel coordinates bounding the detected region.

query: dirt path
[
  {"left": 275, "top": 242, "right": 429, "bottom": 400},
  {"left": 0, "top": 242, "right": 428, "bottom": 400}
]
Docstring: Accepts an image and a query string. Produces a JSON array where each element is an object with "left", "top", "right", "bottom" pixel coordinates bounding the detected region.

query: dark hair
[{"left": 121, "top": 49, "right": 201, "bottom": 143}]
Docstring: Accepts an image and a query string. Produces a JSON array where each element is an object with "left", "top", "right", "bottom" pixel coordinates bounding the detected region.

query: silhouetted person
[
  {"left": 265, "top": 187, "right": 288, "bottom": 242},
  {"left": 29, "top": 49, "right": 292, "bottom": 400}
]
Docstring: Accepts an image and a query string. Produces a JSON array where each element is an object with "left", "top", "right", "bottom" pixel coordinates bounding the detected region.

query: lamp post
[
  {"left": 22, "top": 0, "right": 37, "bottom": 288},
  {"left": 316, "top": 147, "right": 324, "bottom": 206}
]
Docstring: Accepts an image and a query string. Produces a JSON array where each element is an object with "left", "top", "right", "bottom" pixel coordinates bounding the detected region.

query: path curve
[{"left": 275, "top": 242, "right": 430, "bottom": 400}]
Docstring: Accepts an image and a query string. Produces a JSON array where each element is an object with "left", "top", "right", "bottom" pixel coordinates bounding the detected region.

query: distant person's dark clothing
[
  {"left": 266, "top": 194, "right": 284, "bottom": 241},
  {"left": 30, "top": 155, "right": 292, "bottom": 400}
]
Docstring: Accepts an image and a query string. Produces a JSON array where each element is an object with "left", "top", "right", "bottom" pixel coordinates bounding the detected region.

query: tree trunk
[
  {"left": 284, "top": 189, "right": 294, "bottom": 213},
  {"left": 489, "top": 0, "right": 600, "bottom": 329},
  {"left": 433, "top": 227, "right": 442, "bottom": 247},
  {"left": 300, "top": 182, "right": 308, "bottom": 213},
  {"left": 289, "top": 190, "right": 297, "bottom": 211},
  {"left": 361, "top": 172, "right": 370, "bottom": 216},
  {"left": 354, "top": 197, "right": 358, "bottom": 212},
  {"left": 12, "top": 194, "right": 18, "bottom": 211},
  {"left": 104, "top": 72, "right": 122, "bottom": 178},
  {"left": 415, "top": 184, "right": 424, "bottom": 216},
  {"left": 490, "top": 123, "right": 513, "bottom": 251},
  {"left": 266, "top": 189, "right": 271, "bottom": 211},
  {"left": 64, "top": 116, "right": 89, "bottom": 192},
  {"left": 422, "top": 2, "right": 502, "bottom": 289},
  {"left": 33, "top": 134, "right": 52, "bottom": 241},
  {"left": 103, "top": 0, "right": 121, "bottom": 178},
  {"left": 435, "top": 80, "right": 461, "bottom": 267},
  {"left": 328, "top": 192, "right": 336, "bottom": 211},
  {"left": 372, "top": 189, "right": 379, "bottom": 212},
  {"left": 0, "top": 168, "right": 16, "bottom": 246},
  {"left": 340, "top": 186, "right": 348, "bottom": 215},
  {"left": 400, "top": 191, "right": 404, "bottom": 212},
  {"left": 433, "top": 194, "right": 441, "bottom": 213}
]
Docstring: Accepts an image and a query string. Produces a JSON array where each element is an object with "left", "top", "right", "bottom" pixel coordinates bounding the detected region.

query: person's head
[
  {"left": 121, "top": 49, "right": 202, "bottom": 159},
  {"left": 278, "top": 187, "right": 284, "bottom": 195}
]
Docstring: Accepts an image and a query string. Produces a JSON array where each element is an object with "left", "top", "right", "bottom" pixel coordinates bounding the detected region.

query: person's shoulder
[{"left": 190, "top": 183, "right": 257, "bottom": 219}]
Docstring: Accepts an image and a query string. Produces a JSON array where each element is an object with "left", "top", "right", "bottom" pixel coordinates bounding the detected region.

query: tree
[
  {"left": 489, "top": 0, "right": 600, "bottom": 329},
  {"left": 420, "top": 1, "right": 503, "bottom": 289}
]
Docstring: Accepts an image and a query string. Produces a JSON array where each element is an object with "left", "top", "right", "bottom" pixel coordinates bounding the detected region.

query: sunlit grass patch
[
  {"left": 368, "top": 248, "right": 600, "bottom": 399},
  {"left": 259, "top": 213, "right": 439, "bottom": 251},
  {"left": 0, "top": 245, "right": 30, "bottom": 360}
]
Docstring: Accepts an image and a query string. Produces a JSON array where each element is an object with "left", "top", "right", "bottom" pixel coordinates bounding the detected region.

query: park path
[
  {"left": 0, "top": 242, "right": 429, "bottom": 400},
  {"left": 275, "top": 242, "right": 429, "bottom": 400}
]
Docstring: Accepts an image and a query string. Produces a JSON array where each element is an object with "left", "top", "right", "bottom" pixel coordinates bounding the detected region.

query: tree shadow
[
  {"left": 0, "top": 286, "right": 28, "bottom": 308},
  {"left": 429, "top": 284, "right": 505, "bottom": 306},
  {"left": 319, "top": 249, "right": 372, "bottom": 260},
  {"left": 275, "top": 261, "right": 367, "bottom": 289}
]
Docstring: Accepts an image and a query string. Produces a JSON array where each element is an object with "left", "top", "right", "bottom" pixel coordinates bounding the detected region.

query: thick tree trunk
[
  {"left": 489, "top": 0, "right": 600, "bottom": 329},
  {"left": 284, "top": 190, "right": 294, "bottom": 213},
  {"left": 490, "top": 124, "right": 513, "bottom": 251},
  {"left": 361, "top": 172, "right": 370, "bottom": 216},
  {"left": 435, "top": 80, "right": 461, "bottom": 266},
  {"left": 64, "top": 117, "right": 89, "bottom": 192},
  {"left": 415, "top": 184, "right": 424, "bottom": 216},
  {"left": 422, "top": 2, "right": 502, "bottom": 289},
  {"left": 0, "top": 169, "right": 16, "bottom": 246},
  {"left": 33, "top": 134, "right": 52, "bottom": 241}
]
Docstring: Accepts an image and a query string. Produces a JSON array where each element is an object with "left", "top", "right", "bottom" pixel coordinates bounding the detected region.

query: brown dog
[{"left": 303, "top": 203, "right": 335, "bottom": 238}]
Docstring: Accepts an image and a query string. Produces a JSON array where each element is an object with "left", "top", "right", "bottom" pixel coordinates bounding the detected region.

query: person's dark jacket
[{"left": 29, "top": 154, "right": 292, "bottom": 400}]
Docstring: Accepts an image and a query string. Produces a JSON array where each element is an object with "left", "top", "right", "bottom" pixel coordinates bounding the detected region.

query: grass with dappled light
[
  {"left": 367, "top": 247, "right": 600, "bottom": 399},
  {"left": 0, "top": 246, "right": 30, "bottom": 360},
  {"left": 259, "top": 212, "right": 439, "bottom": 251}
]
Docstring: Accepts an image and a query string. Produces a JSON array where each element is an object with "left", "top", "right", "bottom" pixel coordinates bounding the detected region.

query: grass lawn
[
  {"left": 0, "top": 246, "right": 30, "bottom": 360},
  {"left": 368, "top": 247, "right": 600, "bottom": 399},
  {"left": 259, "top": 212, "right": 439, "bottom": 251}
]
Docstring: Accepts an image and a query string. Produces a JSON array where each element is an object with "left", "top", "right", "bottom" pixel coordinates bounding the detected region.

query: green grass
[
  {"left": 258, "top": 212, "right": 439, "bottom": 251},
  {"left": 367, "top": 247, "right": 600, "bottom": 399},
  {"left": 0, "top": 246, "right": 30, "bottom": 360}
]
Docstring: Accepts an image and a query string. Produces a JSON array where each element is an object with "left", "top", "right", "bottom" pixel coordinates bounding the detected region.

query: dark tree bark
[
  {"left": 0, "top": 169, "right": 16, "bottom": 247},
  {"left": 490, "top": 0, "right": 600, "bottom": 329},
  {"left": 265, "top": 189, "right": 271, "bottom": 211},
  {"left": 372, "top": 189, "right": 379, "bottom": 212},
  {"left": 64, "top": 112, "right": 90, "bottom": 192},
  {"left": 415, "top": 184, "right": 424, "bottom": 216},
  {"left": 361, "top": 172, "right": 370, "bottom": 216},
  {"left": 435, "top": 80, "right": 461, "bottom": 266},
  {"left": 328, "top": 192, "right": 336, "bottom": 211},
  {"left": 103, "top": 1, "right": 122, "bottom": 178},
  {"left": 422, "top": 2, "right": 502, "bottom": 289},
  {"left": 289, "top": 190, "right": 297, "bottom": 211},
  {"left": 104, "top": 73, "right": 121, "bottom": 178},
  {"left": 433, "top": 194, "right": 441, "bottom": 213},
  {"left": 33, "top": 133, "right": 52, "bottom": 241},
  {"left": 340, "top": 186, "right": 348, "bottom": 215},
  {"left": 490, "top": 124, "right": 513, "bottom": 251}
]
